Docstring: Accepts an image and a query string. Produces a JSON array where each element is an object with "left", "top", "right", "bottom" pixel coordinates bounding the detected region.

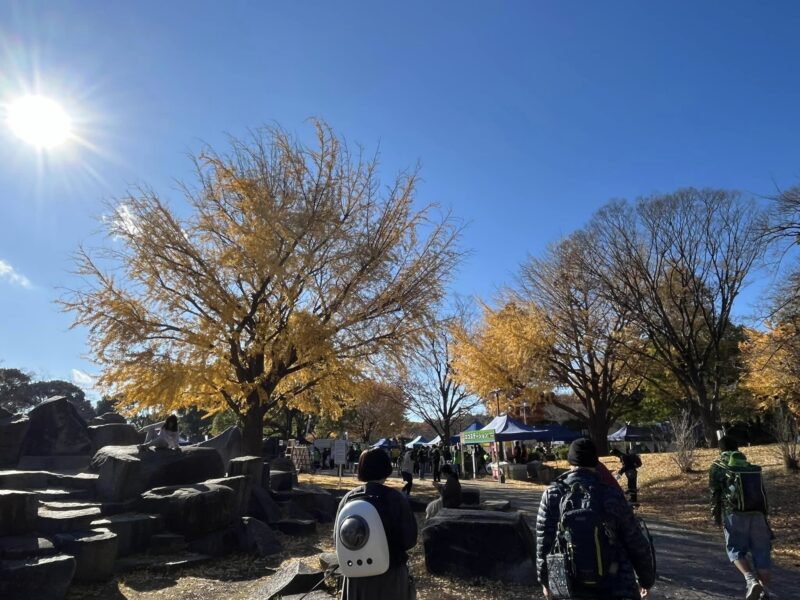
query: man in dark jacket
[
  {"left": 425, "top": 464, "right": 462, "bottom": 520},
  {"left": 611, "top": 447, "right": 641, "bottom": 504},
  {"left": 537, "top": 438, "right": 655, "bottom": 600}
]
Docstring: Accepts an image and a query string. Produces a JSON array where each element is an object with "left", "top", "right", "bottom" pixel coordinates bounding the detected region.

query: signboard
[
  {"left": 333, "top": 439, "right": 348, "bottom": 466},
  {"left": 461, "top": 429, "right": 496, "bottom": 445}
]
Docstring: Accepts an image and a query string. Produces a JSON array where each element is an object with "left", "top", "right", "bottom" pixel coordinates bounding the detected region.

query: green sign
[{"left": 461, "top": 429, "right": 496, "bottom": 444}]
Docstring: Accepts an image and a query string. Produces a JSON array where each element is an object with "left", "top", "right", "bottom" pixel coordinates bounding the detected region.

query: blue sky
[{"left": 1, "top": 1, "right": 799, "bottom": 397}]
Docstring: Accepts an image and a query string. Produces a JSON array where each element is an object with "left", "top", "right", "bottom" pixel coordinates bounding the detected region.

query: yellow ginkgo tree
[{"left": 62, "top": 121, "right": 462, "bottom": 454}]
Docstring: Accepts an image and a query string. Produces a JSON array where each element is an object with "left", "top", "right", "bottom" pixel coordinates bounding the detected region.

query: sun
[{"left": 7, "top": 95, "right": 72, "bottom": 149}]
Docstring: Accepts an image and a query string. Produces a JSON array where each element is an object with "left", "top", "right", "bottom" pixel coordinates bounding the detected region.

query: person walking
[
  {"left": 611, "top": 447, "right": 642, "bottom": 504},
  {"left": 336, "top": 449, "right": 418, "bottom": 600},
  {"left": 709, "top": 435, "right": 773, "bottom": 600},
  {"left": 418, "top": 446, "right": 428, "bottom": 480},
  {"left": 513, "top": 441, "right": 522, "bottom": 464},
  {"left": 431, "top": 446, "right": 442, "bottom": 482},
  {"left": 536, "top": 438, "right": 655, "bottom": 600},
  {"left": 452, "top": 448, "right": 462, "bottom": 478},
  {"left": 400, "top": 449, "right": 414, "bottom": 496}
]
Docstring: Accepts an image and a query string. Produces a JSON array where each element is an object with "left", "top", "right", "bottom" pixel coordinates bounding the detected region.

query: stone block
[
  {"left": 149, "top": 532, "right": 187, "bottom": 554},
  {"left": 422, "top": 508, "right": 537, "bottom": 584},
  {"left": 0, "top": 535, "right": 56, "bottom": 559},
  {"left": 270, "top": 470, "right": 293, "bottom": 492},
  {"left": 0, "top": 412, "right": 29, "bottom": 467},
  {"left": 91, "top": 445, "right": 224, "bottom": 502},
  {"left": 249, "top": 486, "right": 282, "bottom": 523},
  {"left": 90, "top": 512, "right": 163, "bottom": 556},
  {"left": 0, "top": 489, "right": 38, "bottom": 535},
  {"left": 138, "top": 483, "right": 235, "bottom": 536},
  {"left": 89, "top": 412, "right": 127, "bottom": 426},
  {"left": 54, "top": 528, "right": 119, "bottom": 583},
  {"left": 461, "top": 487, "right": 481, "bottom": 506},
  {"left": 17, "top": 455, "right": 91, "bottom": 471},
  {"left": 0, "top": 554, "right": 76, "bottom": 600},
  {"left": 480, "top": 499, "right": 512, "bottom": 511},
  {"left": 20, "top": 396, "right": 91, "bottom": 457},
  {"left": 88, "top": 423, "right": 140, "bottom": 451},
  {"left": 257, "top": 560, "right": 325, "bottom": 600},
  {"left": 274, "top": 486, "right": 337, "bottom": 523},
  {"left": 237, "top": 516, "right": 282, "bottom": 556},
  {"left": 228, "top": 455, "right": 263, "bottom": 487},
  {"left": 0, "top": 470, "right": 97, "bottom": 492},
  {"left": 186, "top": 526, "right": 239, "bottom": 556},
  {"left": 37, "top": 506, "right": 102, "bottom": 535},
  {"left": 206, "top": 475, "right": 251, "bottom": 518}
]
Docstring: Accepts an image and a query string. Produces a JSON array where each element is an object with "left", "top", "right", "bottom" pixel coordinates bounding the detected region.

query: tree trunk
[
  {"left": 242, "top": 403, "right": 264, "bottom": 456},
  {"left": 697, "top": 389, "right": 719, "bottom": 448},
  {"left": 587, "top": 416, "right": 609, "bottom": 456}
]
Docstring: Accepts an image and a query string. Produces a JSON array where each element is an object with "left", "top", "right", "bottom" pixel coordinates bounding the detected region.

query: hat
[{"left": 567, "top": 438, "right": 599, "bottom": 468}]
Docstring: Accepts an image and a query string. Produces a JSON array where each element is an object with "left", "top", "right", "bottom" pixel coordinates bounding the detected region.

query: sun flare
[{"left": 7, "top": 95, "right": 72, "bottom": 149}]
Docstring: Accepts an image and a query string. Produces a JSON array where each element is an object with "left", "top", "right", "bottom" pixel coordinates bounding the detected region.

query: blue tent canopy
[
  {"left": 459, "top": 420, "right": 484, "bottom": 434},
  {"left": 405, "top": 435, "right": 428, "bottom": 448},
  {"left": 480, "top": 414, "right": 541, "bottom": 442},
  {"left": 607, "top": 425, "right": 661, "bottom": 442},
  {"left": 528, "top": 423, "right": 582, "bottom": 442},
  {"left": 371, "top": 438, "right": 399, "bottom": 449},
  {"left": 426, "top": 434, "right": 460, "bottom": 446}
]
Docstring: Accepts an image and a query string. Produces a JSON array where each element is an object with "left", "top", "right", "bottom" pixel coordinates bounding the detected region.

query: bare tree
[
  {"left": 670, "top": 409, "right": 699, "bottom": 473},
  {"left": 518, "top": 234, "right": 645, "bottom": 454},
  {"left": 769, "top": 400, "right": 799, "bottom": 472},
  {"left": 583, "top": 189, "right": 766, "bottom": 446},
  {"left": 400, "top": 316, "right": 481, "bottom": 444}
]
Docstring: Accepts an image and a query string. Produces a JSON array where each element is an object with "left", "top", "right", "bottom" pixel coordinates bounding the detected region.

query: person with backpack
[
  {"left": 537, "top": 438, "right": 655, "bottom": 600},
  {"left": 611, "top": 447, "right": 642, "bottom": 504},
  {"left": 709, "top": 435, "right": 773, "bottom": 600},
  {"left": 335, "top": 448, "right": 418, "bottom": 599}
]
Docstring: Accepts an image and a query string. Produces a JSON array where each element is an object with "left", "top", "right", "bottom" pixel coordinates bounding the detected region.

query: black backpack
[
  {"left": 546, "top": 480, "right": 619, "bottom": 599},
  {"left": 717, "top": 452, "right": 768, "bottom": 514}
]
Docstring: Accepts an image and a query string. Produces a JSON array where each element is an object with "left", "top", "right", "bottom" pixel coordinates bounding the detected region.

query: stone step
[
  {"left": 37, "top": 506, "right": 102, "bottom": 534},
  {"left": 90, "top": 512, "right": 163, "bottom": 557},
  {"left": 0, "top": 470, "right": 98, "bottom": 491},
  {"left": 1, "top": 489, "right": 38, "bottom": 536},
  {"left": 0, "top": 534, "right": 56, "bottom": 559},
  {"left": 273, "top": 518, "right": 316, "bottom": 536},
  {"left": 18, "top": 455, "right": 91, "bottom": 472},
  {"left": 40, "top": 499, "right": 103, "bottom": 512},
  {"left": 149, "top": 532, "right": 187, "bottom": 554},
  {"left": 0, "top": 554, "right": 76, "bottom": 600},
  {"left": 54, "top": 528, "right": 119, "bottom": 583},
  {"left": 114, "top": 551, "right": 212, "bottom": 574},
  {"left": 34, "top": 488, "right": 92, "bottom": 502}
]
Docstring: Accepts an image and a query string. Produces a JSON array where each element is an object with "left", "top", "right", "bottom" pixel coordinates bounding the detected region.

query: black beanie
[
  {"left": 567, "top": 438, "right": 599, "bottom": 467},
  {"left": 718, "top": 435, "right": 739, "bottom": 453}
]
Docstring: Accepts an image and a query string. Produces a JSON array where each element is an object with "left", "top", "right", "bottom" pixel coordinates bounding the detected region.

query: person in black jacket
[
  {"left": 611, "top": 447, "right": 641, "bottom": 504},
  {"left": 336, "top": 449, "right": 418, "bottom": 600},
  {"left": 425, "top": 464, "right": 462, "bottom": 520},
  {"left": 536, "top": 438, "right": 655, "bottom": 600}
]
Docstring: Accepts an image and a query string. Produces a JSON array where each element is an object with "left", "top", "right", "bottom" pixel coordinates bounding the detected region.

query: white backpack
[{"left": 335, "top": 489, "right": 391, "bottom": 578}]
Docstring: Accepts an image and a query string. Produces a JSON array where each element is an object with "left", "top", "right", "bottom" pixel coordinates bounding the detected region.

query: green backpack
[{"left": 716, "top": 451, "right": 768, "bottom": 514}]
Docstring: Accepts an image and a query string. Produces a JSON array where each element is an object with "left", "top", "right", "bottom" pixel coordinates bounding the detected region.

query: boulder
[
  {"left": 37, "top": 506, "right": 102, "bottom": 535},
  {"left": 149, "top": 532, "right": 187, "bottom": 554},
  {"left": 54, "top": 528, "right": 118, "bottom": 583},
  {"left": 238, "top": 516, "right": 282, "bottom": 556},
  {"left": 317, "top": 551, "right": 339, "bottom": 570},
  {"left": 0, "top": 489, "right": 38, "bottom": 535},
  {"left": 195, "top": 426, "right": 243, "bottom": 471},
  {"left": 273, "top": 518, "right": 316, "bottom": 536},
  {"left": 19, "top": 396, "right": 91, "bottom": 457},
  {"left": 508, "top": 464, "right": 529, "bottom": 481},
  {"left": 422, "top": 508, "right": 537, "bottom": 584},
  {"left": 228, "top": 455, "right": 263, "bottom": 487},
  {"left": 269, "top": 456, "right": 296, "bottom": 474},
  {"left": 0, "top": 470, "right": 98, "bottom": 492},
  {"left": 186, "top": 527, "right": 239, "bottom": 556},
  {"left": 88, "top": 423, "right": 140, "bottom": 451},
  {"left": 0, "top": 412, "right": 30, "bottom": 467},
  {"left": 17, "top": 455, "right": 91, "bottom": 471},
  {"left": 138, "top": 483, "right": 236, "bottom": 536},
  {"left": 270, "top": 470, "right": 294, "bottom": 492},
  {"left": 90, "top": 445, "right": 225, "bottom": 501},
  {"left": 480, "top": 499, "right": 512, "bottom": 512},
  {"left": 206, "top": 475, "right": 251, "bottom": 517},
  {"left": 0, "top": 554, "right": 76, "bottom": 600},
  {"left": 0, "top": 535, "right": 56, "bottom": 559},
  {"left": 461, "top": 487, "right": 481, "bottom": 506},
  {"left": 89, "top": 412, "right": 127, "bottom": 426},
  {"left": 257, "top": 560, "right": 325, "bottom": 600},
  {"left": 90, "top": 512, "right": 163, "bottom": 556},
  {"left": 248, "top": 486, "right": 283, "bottom": 524},
  {"left": 273, "top": 486, "right": 337, "bottom": 522}
]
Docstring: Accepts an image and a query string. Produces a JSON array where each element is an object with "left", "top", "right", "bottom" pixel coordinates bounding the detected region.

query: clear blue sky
[{"left": 1, "top": 1, "right": 799, "bottom": 396}]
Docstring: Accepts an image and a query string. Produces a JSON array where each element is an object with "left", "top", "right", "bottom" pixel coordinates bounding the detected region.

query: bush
[
  {"left": 670, "top": 410, "right": 698, "bottom": 473},
  {"left": 769, "top": 402, "right": 799, "bottom": 472}
]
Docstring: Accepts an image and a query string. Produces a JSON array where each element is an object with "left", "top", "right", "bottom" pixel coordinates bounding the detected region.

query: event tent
[
  {"left": 479, "top": 414, "right": 541, "bottom": 442},
  {"left": 371, "top": 438, "right": 399, "bottom": 449},
  {"left": 528, "top": 423, "right": 582, "bottom": 442},
  {"left": 405, "top": 435, "right": 429, "bottom": 448},
  {"left": 607, "top": 425, "right": 663, "bottom": 442},
  {"left": 426, "top": 434, "right": 460, "bottom": 446}
]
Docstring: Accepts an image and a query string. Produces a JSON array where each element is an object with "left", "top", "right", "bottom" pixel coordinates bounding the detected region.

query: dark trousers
[
  {"left": 433, "top": 464, "right": 441, "bottom": 482},
  {"left": 625, "top": 470, "right": 638, "bottom": 503},
  {"left": 401, "top": 471, "right": 413, "bottom": 495}
]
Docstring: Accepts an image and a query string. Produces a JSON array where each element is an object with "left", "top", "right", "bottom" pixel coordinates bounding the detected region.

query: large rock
[
  {"left": 195, "top": 426, "right": 243, "bottom": 471},
  {"left": 237, "top": 516, "right": 282, "bottom": 556},
  {"left": 206, "top": 475, "right": 250, "bottom": 517},
  {"left": 0, "top": 535, "right": 56, "bottom": 559},
  {"left": 20, "top": 396, "right": 91, "bottom": 457},
  {"left": 249, "top": 486, "right": 283, "bottom": 524},
  {"left": 0, "top": 470, "right": 97, "bottom": 492},
  {"left": 90, "top": 512, "right": 163, "bottom": 556},
  {"left": 270, "top": 470, "right": 294, "bottom": 492},
  {"left": 273, "top": 518, "right": 316, "bottom": 536},
  {"left": 90, "top": 445, "right": 225, "bottom": 501},
  {"left": 88, "top": 423, "right": 140, "bottom": 451},
  {"left": 138, "top": 483, "right": 236, "bottom": 536},
  {"left": 228, "top": 455, "right": 263, "bottom": 487},
  {"left": 0, "top": 412, "right": 30, "bottom": 467},
  {"left": 54, "top": 528, "right": 118, "bottom": 583},
  {"left": 269, "top": 456, "right": 296, "bottom": 474},
  {"left": 422, "top": 508, "right": 537, "bottom": 584},
  {"left": 37, "top": 506, "right": 102, "bottom": 535},
  {"left": 0, "top": 554, "right": 76, "bottom": 600},
  {"left": 273, "top": 486, "right": 337, "bottom": 523},
  {"left": 186, "top": 527, "right": 239, "bottom": 556},
  {"left": 0, "top": 489, "right": 38, "bottom": 535},
  {"left": 257, "top": 560, "right": 325, "bottom": 600},
  {"left": 17, "top": 455, "right": 91, "bottom": 471}
]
